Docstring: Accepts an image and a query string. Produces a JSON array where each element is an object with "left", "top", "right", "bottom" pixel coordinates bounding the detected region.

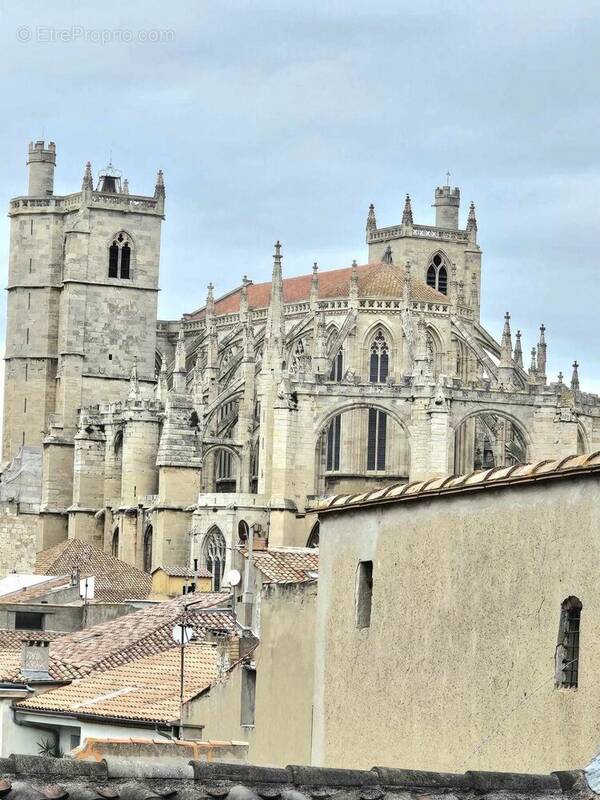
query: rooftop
[
  {"left": 318, "top": 451, "right": 600, "bottom": 514},
  {"left": 242, "top": 547, "right": 319, "bottom": 584},
  {"left": 17, "top": 642, "right": 221, "bottom": 725},
  {"left": 0, "top": 756, "right": 591, "bottom": 800},
  {"left": 185, "top": 260, "right": 446, "bottom": 320}
]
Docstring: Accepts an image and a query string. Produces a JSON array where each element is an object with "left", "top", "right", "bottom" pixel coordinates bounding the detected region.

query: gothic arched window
[
  {"left": 216, "top": 449, "right": 236, "bottom": 493},
  {"left": 203, "top": 527, "right": 226, "bottom": 592},
  {"left": 307, "top": 521, "right": 320, "bottom": 548},
  {"left": 426, "top": 254, "right": 447, "bottom": 295},
  {"left": 111, "top": 528, "right": 119, "bottom": 558},
  {"left": 367, "top": 409, "right": 387, "bottom": 471},
  {"left": 330, "top": 350, "right": 343, "bottom": 382},
  {"left": 290, "top": 339, "right": 306, "bottom": 375},
  {"left": 108, "top": 232, "right": 133, "bottom": 279},
  {"left": 326, "top": 414, "right": 341, "bottom": 472},
  {"left": 143, "top": 525, "right": 153, "bottom": 573},
  {"left": 369, "top": 329, "right": 389, "bottom": 383}
]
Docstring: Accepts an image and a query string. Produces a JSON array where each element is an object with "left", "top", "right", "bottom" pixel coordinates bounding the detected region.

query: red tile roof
[
  {"left": 241, "top": 547, "right": 319, "bottom": 584},
  {"left": 185, "top": 262, "right": 446, "bottom": 320}
]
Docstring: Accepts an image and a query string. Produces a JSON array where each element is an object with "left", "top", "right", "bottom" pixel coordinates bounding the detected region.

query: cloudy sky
[{"left": 0, "top": 0, "right": 598, "bottom": 390}]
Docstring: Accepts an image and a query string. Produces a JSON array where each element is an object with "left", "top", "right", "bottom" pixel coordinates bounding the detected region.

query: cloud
[{"left": 0, "top": 0, "right": 597, "bottom": 391}]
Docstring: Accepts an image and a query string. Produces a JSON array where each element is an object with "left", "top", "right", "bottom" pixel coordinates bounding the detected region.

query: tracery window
[
  {"left": 326, "top": 414, "right": 341, "bottom": 472},
  {"left": 426, "top": 254, "right": 447, "bottom": 295},
  {"left": 108, "top": 232, "right": 132, "bottom": 279},
  {"left": 203, "top": 527, "right": 226, "bottom": 591},
  {"left": 367, "top": 409, "right": 387, "bottom": 470},
  {"left": 369, "top": 330, "right": 389, "bottom": 384},
  {"left": 290, "top": 339, "right": 306, "bottom": 375}
]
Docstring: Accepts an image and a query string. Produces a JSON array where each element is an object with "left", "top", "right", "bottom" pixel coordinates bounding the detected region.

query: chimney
[{"left": 21, "top": 639, "right": 51, "bottom": 681}]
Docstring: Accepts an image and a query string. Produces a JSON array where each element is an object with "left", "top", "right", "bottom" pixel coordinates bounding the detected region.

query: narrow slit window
[
  {"left": 356, "top": 560, "right": 373, "bottom": 629},
  {"left": 241, "top": 666, "right": 256, "bottom": 726}
]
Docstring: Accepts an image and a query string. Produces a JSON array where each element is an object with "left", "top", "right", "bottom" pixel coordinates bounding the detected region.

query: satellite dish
[
  {"left": 225, "top": 569, "right": 242, "bottom": 587},
  {"left": 172, "top": 623, "right": 195, "bottom": 645}
]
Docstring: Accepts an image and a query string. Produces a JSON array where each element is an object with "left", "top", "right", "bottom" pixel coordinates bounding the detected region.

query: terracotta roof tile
[
  {"left": 35, "top": 539, "right": 152, "bottom": 602},
  {"left": 185, "top": 262, "right": 446, "bottom": 320},
  {"left": 241, "top": 547, "right": 319, "bottom": 584},
  {"left": 17, "top": 643, "right": 221, "bottom": 725},
  {"left": 0, "top": 575, "right": 74, "bottom": 604}
]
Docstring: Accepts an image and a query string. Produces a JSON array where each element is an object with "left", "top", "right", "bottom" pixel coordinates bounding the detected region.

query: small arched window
[
  {"left": 108, "top": 232, "right": 132, "bottom": 279},
  {"left": 143, "top": 526, "right": 153, "bottom": 573},
  {"left": 426, "top": 254, "right": 448, "bottom": 295},
  {"left": 203, "top": 527, "right": 226, "bottom": 592},
  {"left": 556, "top": 596, "right": 582, "bottom": 688},
  {"left": 369, "top": 329, "right": 389, "bottom": 384},
  {"left": 111, "top": 528, "right": 120, "bottom": 558}
]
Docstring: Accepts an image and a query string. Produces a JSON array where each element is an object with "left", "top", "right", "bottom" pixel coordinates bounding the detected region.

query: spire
[
  {"left": 240, "top": 276, "right": 250, "bottom": 319},
  {"left": 122, "top": 178, "right": 129, "bottom": 195},
  {"left": 402, "top": 194, "right": 413, "bottom": 226},
  {"left": 174, "top": 328, "right": 186, "bottom": 375},
  {"left": 403, "top": 260, "right": 411, "bottom": 304},
  {"left": 571, "top": 360, "right": 580, "bottom": 392},
  {"left": 154, "top": 169, "right": 165, "bottom": 198},
  {"left": 366, "top": 203, "right": 377, "bottom": 234},
  {"left": 530, "top": 347, "right": 537, "bottom": 375},
  {"left": 310, "top": 262, "right": 319, "bottom": 308},
  {"left": 537, "top": 324, "right": 547, "bottom": 379},
  {"left": 382, "top": 245, "right": 393, "bottom": 265},
  {"left": 82, "top": 161, "right": 93, "bottom": 191},
  {"left": 513, "top": 330, "right": 523, "bottom": 369},
  {"left": 499, "top": 312, "right": 513, "bottom": 368},
  {"left": 265, "top": 241, "right": 285, "bottom": 366},
  {"left": 243, "top": 320, "right": 255, "bottom": 361},
  {"left": 156, "top": 353, "right": 168, "bottom": 403},
  {"left": 206, "top": 282, "right": 215, "bottom": 320},
  {"left": 466, "top": 201, "right": 477, "bottom": 239},
  {"left": 349, "top": 259, "right": 359, "bottom": 305},
  {"left": 127, "top": 356, "right": 141, "bottom": 402}
]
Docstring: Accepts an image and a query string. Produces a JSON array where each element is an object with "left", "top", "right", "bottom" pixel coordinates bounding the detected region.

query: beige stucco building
[
  {"left": 1, "top": 140, "right": 599, "bottom": 582},
  {"left": 314, "top": 452, "right": 600, "bottom": 774}
]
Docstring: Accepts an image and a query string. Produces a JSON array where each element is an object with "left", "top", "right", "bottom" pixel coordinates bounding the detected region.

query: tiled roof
[
  {"left": 17, "top": 643, "right": 221, "bottom": 724},
  {"left": 0, "top": 575, "right": 74, "bottom": 604},
  {"left": 0, "top": 755, "right": 588, "bottom": 800},
  {"left": 185, "top": 261, "right": 446, "bottom": 320},
  {"left": 318, "top": 451, "right": 600, "bottom": 513},
  {"left": 35, "top": 539, "right": 152, "bottom": 602},
  {"left": 154, "top": 564, "right": 212, "bottom": 578},
  {"left": 0, "top": 592, "right": 231, "bottom": 683},
  {"left": 241, "top": 547, "right": 319, "bottom": 584}
]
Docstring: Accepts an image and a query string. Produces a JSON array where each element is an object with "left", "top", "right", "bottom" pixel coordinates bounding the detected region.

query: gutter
[{"left": 12, "top": 705, "right": 60, "bottom": 752}]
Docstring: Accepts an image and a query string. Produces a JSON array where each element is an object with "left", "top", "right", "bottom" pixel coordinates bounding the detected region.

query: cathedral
[{"left": 1, "top": 141, "right": 599, "bottom": 584}]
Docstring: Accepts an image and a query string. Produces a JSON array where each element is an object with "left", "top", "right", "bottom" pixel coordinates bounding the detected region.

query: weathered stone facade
[{"left": 1, "top": 142, "right": 599, "bottom": 578}]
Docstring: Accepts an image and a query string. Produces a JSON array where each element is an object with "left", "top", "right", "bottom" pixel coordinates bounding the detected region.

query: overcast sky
[{"left": 0, "top": 0, "right": 598, "bottom": 391}]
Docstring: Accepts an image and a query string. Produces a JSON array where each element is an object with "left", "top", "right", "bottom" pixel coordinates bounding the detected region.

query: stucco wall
[
  {"left": 188, "top": 580, "right": 317, "bottom": 765},
  {"left": 313, "top": 473, "right": 600, "bottom": 773}
]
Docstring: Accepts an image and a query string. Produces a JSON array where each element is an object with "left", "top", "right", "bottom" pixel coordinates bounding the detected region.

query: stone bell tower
[{"left": 2, "top": 141, "right": 165, "bottom": 547}]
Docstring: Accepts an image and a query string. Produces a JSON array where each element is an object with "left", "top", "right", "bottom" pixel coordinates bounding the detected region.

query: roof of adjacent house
[
  {"left": 35, "top": 539, "right": 152, "bottom": 602},
  {"left": 241, "top": 547, "right": 319, "bottom": 583},
  {"left": 185, "top": 261, "right": 447, "bottom": 320},
  {"left": 0, "top": 591, "right": 232, "bottom": 683},
  {"left": 0, "top": 755, "right": 591, "bottom": 800},
  {"left": 318, "top": 451, "right": 600, "bottom": 514},
  {"left": 17, "top": 642, "right": 221, "bottom": 725},
  {"left": 0, "top": 574, "right": 75, "bottom": 604},
  {"left": 153, "top": 564, "right": 213, "bottom": 578}
]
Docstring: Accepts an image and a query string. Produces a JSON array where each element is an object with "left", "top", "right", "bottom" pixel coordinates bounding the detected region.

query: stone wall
[{"left": 0, "top": 505, "right": 40, "bottom": 576}]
